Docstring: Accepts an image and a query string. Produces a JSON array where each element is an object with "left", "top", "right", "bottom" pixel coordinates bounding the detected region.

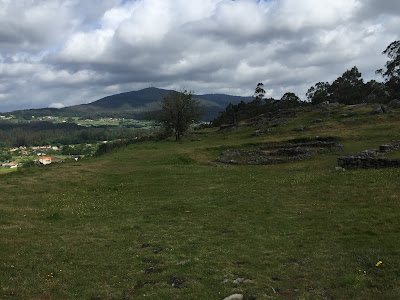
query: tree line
[
  {"left": 212, "top": 40, "right": 400, "bottom": 126},
  {"left": 307, "top": 41, "right": 399, "bottom": 104}
]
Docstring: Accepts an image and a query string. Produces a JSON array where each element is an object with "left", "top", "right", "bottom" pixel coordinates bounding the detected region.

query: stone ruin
[
  {"left": 216, "top": 138, "right": 343, "bottom": 166},
  {"left": 337, "top": 141, "right": 400, "bottom": 169}
]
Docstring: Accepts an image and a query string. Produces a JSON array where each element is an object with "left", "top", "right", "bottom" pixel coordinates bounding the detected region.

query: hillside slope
[
  {"left": 8, "top": 87, "right": 252, "bottom": 121},
  {"left": 1, "top": 104, "right": 400, "bottom": 299}
]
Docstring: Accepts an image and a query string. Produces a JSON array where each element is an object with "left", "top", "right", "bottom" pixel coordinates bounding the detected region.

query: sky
[{"left": 0, "top": 0, "right": 399, "bottom": 112}]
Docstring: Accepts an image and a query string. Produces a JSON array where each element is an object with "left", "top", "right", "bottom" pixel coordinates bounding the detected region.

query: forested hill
[{"left": 7, "top": 87, "right": 253, "bottom": 121}]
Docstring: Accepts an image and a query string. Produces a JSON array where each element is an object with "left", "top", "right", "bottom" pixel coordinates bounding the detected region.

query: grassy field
[
  {"left": 0, "top": 168, "right": 16, "bottom": 175},
  {"left": 1, "top": 105, "right": 400, "bottom": 299}
]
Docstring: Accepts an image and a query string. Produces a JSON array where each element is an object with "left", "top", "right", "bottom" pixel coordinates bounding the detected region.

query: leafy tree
[
  {"left": 0, "top": 152, "right": 12, "bottom": 162},
  {"left": 306, "top": 82, "right": 331, "bottom": 104},
  {"left": 279, "top": 92, "right": 302, "bottom": 108},
  {"left": 376, "top": 40, "right": 400, "bottom": 99},
  {"left": 239, "top": 82, "right": 265, "bottom": 120},
  {"left": 254, "top": 82, "right": 266, "bottom": 102},
  {"left": 225, "top": 103, "right": 238, "bottom": 125},
  {"left": 61, "top": 145, "right": 75, "bottom": 155},
  {"left": 156, "top": 90, "right": 204, "bottom": 141},
  {"left": 329, "top": 66, "right": 364, "bottom": 104},
  {"left": 363, "top": 80, "right": 388, "bottom": 103}
]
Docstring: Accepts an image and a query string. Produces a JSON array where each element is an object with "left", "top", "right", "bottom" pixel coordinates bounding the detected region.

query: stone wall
[
  {"left": 216, "top": 139, "right": 343, "bottom": 166},
  {"left": 337, "top": 141, "right": 400, "bottom": 169},
  {"left": 261, "top": 141, "right": 343, "bottom": 151},
  {"left": 216, "top": 148, "right": 316, "bottom": 165},
  {"left": 338, "top": 156, "right": 400, "bottom": 169}
]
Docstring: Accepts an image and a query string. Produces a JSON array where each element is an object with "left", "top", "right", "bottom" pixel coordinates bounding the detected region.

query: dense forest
[{"left": 0, "top": 121, "right": 149, "bottom": 148}]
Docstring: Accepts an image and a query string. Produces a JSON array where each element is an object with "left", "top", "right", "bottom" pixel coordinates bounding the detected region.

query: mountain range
[{"left": 8, "top": 87, "right": 253, "bottom": 121}]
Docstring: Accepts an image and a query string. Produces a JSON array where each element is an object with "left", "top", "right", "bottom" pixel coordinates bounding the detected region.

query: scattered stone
[
  {"left": 153, "top": 246, "right": 163, "bottom": 254},
  {"left": 343, "top": 119, "right": 357, "bottom": 125},
  {"left": 222, "top": 294, "right": 243, "bottom": 300},
  {"left": 271, "top": 277, "right": 281, "bottom": 281},
  {"left": 223, "top": 278, "right": 252, "bottom": 284},
  {"left": 233, "top": 278, "right": 252, "bottom": 284},
  {"left": 130, "top": 280, "right": 157, "bottom": 294},
  {"left": 312, "top": 118, "right": 323, "bottom": 124},
  {"left": 144, "top": 266, "right": 163, "bottom": 274},
  {"left": 347, "top": 111, "right": 356, "bottom": 117},
  {"left": 209, "top": 162, "right": 221, "bottom": 167},
  {"left": 332, "top": 166, "right": 345, "bottom": 172},
  {"left": 341, "top": 111, "right": 356, "bottom": 118},
  {"left": 167, "top": 275, "right": 187, "bottom": 289},
  {"left": 252, "top": 129, "right": 263, "bottom": 136},
  {"left": 296, "top": 125, "right": 304, "bottom": 131},
  {"left": 322, "top": 112, "right": 332, "bottom": 118},
  {"left": 252, "top": 129, "right": 271, "bottom": 136},
  {"left": 218, "top": 124, "right": 242, "bottom": 133},
  {"left": 329, "top": 102, "right": 340, "bottom": 108}
]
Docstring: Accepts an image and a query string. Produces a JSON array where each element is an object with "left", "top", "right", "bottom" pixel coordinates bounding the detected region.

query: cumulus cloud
[{"left": 0, "top": 0, "right": 399, "bottom": 112}]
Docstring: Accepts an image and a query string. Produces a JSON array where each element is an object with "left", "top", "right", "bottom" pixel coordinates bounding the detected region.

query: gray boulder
[
  {"left": 388, "top": 99, "right": 400, "bottom": 109},
  {"left": 312, "top": 118, "right": 323, "bottom": 124},
  {"left": 342, "top": 111, "right": 356, "bottom": 117},
  {"left": 370, "top": 105, "right": 386, "bottom": 115},
  {"left": 332, "top": 166, "right": 345, "bottom": 172},
  {"left": 355, "top": 103, "right": 368, "bottom": 108},
  {"left": 233, "top": 277, "right": 252, "bottom": 284},
  {"left": 223, "top": 294, "right": 243, "bottom": 300},
  {"left": 252, "top": 129, "right": 271, "bottom": 136},
  {"left": 379, "top": 144, "right": 391, "bottom": 153},
  {"left": 252, "top": 129, "right": 264, "bottom": 136},
  {"left": 329, "top": 102, "right": 340, "bottom": 108}
]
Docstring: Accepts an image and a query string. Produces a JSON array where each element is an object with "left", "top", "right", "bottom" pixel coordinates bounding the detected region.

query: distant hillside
[{"left": 8, "top": 88, "right": 253, "bottom": 121}]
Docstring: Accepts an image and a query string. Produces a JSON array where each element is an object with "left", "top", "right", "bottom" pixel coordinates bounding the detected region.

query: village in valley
[
  {"left": 0, "top": 113, "right": 156, "bottom": 174},
  {"left": 0, "top": 143, "right": 94, "bottom": 173}
]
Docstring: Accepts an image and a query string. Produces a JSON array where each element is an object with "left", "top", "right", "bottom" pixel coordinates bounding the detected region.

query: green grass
[
  {"left": 0, "top": 168, "right": 16, "bottom": 175},
  {"left": 1, "top": 106, "right": 400, "bottom": 299}
]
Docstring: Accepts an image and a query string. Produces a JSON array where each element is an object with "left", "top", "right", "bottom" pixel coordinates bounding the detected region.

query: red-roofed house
[{"left": 38, "top": 157, "right": 51, "bottom": 165}]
